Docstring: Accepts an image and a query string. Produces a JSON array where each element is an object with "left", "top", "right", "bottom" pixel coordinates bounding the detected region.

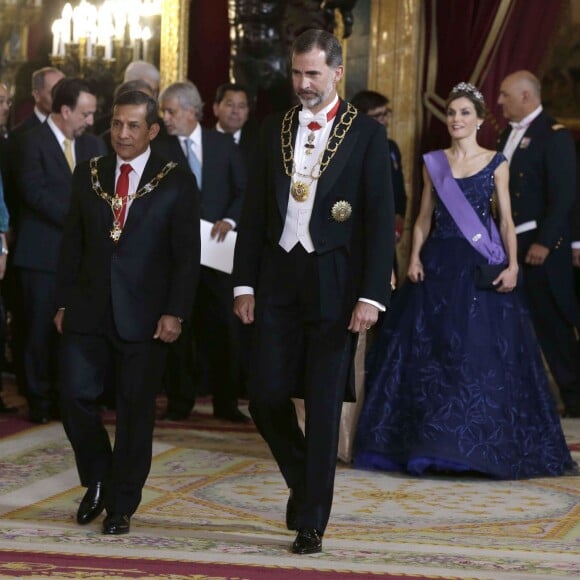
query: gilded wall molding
[
  {"left": 160, "top": 0, "right": 190, "bottom": 88},
  {"left": 368, "top": 0, "right": 423, "bottom": 275}
]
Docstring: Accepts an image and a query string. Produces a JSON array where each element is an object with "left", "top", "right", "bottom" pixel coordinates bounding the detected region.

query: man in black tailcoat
[
  {"left": 498, "top": 70, "right": 580, "bottom": 417},
  {"left": 233, "top": 29, "right": 394, "bottom": 554}
]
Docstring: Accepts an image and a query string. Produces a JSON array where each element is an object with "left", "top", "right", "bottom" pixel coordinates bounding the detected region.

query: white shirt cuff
[
  {"left": 359, "top": 298, "right": 386, "bottom": 312},
  {"left": 223, "top": 218, "right": 236, "bottom": 229},
  {"left": 234, "top": 286, "right": 254, "bottom": 298},
  {"left": 571, "top": 242, "right": 580, "bottom": 249}
]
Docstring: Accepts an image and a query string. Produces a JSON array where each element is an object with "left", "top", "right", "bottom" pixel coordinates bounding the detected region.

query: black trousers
[
  {"left": 165, "top": 266, "right": 240, "bottom": 415},
  {"left": 20, "top": 268, "right": 58, "bottom": 415},
  {"left": 248, "top": 244, "right": 353, "bottom": 534},
  {"left": 59, "top": 306, "right": 168, "bottom": 516}
]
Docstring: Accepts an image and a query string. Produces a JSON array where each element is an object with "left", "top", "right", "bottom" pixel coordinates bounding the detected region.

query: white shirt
[
  {"left": 34, "top": 106, "right": 47, "bottom": 124},
  {"left": 114, "top": 148, "right": 151, "bottom": 218},
  {"left": 216, "top": 122, "right": 241, "bottom": 145},
  {"left": 502, "top": 105, "right": 542, "bottom": 163},
  {"left": 278, "top": 95, "right": 339, "bottom": 254}
]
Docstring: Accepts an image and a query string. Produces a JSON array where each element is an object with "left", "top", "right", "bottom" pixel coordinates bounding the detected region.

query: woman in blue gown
[{"left": 353, "top": 83, "right": 575, "bottom": 479}]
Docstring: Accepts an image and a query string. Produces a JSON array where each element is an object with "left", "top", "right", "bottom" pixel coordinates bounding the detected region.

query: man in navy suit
[
  {"left": 233, "top": 29, "right": 394, "bottom": 554},
  {"left": 13, "top": 78, "right": 106, "bottom": 423},
  {"left": 498, "top": 70, "right": 580, "bottom": 417},
  {"left": 54, "top": 90, "right": 200, "bottom": 535},
  {"left": 153, "top": 81, "right": 248, "bottom": 423}
]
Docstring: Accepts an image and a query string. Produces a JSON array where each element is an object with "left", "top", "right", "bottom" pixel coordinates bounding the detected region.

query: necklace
[
  {"left": 90, "top": 157, "right": 178, "bottom": 241},
  {"left": 281, "top": 102, "right": 357, "bottom": 202}
]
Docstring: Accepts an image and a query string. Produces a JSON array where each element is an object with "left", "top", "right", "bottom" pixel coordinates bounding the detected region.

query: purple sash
[{"left": 423, "top": 150, "right": 506, "bottom": 265}]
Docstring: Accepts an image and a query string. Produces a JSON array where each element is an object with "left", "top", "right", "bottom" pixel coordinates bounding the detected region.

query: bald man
[{"left": 497, "top": 70, "right": 580, "bottom": 417}]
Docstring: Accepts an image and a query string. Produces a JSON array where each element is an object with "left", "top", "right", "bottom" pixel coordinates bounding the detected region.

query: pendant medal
[
  {"left": 112, "top": 195, "right": 124, "bottom": 211},
  {"left": 110, "top": 223, "right": 122, "bottom": 241},
  {"left": 291, "top": 181, "right": 310, "bottom": 202}
]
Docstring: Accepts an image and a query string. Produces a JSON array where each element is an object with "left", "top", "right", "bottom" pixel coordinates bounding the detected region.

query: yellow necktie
[{"left": 63, "top": 138, "right": 75, "bottom": 172}]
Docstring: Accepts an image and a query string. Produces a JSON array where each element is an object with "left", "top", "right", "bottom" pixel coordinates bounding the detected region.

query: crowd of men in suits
[
  {"left": 0, "top": 29, "right": 578, "bottom": 550},
  {"left": 0, "top": 64, "right": 258, "bottom": 424}
]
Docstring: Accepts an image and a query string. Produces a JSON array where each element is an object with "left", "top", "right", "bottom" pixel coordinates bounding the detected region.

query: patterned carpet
[{"left": 0, "top": 401, "right": 578, "bottom": 579}]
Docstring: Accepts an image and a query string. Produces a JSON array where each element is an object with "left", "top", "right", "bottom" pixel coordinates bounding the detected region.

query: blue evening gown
[{"left": 353, "top": 152, "right": 576, "bottom": 479}]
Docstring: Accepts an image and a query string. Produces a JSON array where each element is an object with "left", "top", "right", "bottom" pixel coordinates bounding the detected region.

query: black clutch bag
[{"left": 475, "top": 264, "right": 522, "bottom": 290}]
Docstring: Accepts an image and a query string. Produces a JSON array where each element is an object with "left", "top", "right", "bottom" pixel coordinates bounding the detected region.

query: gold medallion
[
  {"left": 291, "top": 181, "right": 310, "bottom": 202},
  {"left": 112, "top": 195, "right": 124, "bottom": 211},
  {"left": 331, "top": 200, "right": 352, "bottom": 222},
  {"left": 110, "top": 224, "right": 122, "bottom": 241}
]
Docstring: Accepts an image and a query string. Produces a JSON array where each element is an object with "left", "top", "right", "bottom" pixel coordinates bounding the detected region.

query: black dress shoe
[
  {"left": 161, "top": 409, "right": 190, "bottom": 421},
  {"left": 77, "top": 482, "right": 105, "bottom": 525},
  {"left": 292, "top": 528, "right": 322, "bottom": 554},
  {"left": 0, "top": 399, "right": 17, "bottom": 414},
  {"left": 102, "top": 513, "right": 131, "bottom": 535},
  {"left": 213, "top": 408, "right": 251, "bottom": 423},
  {"left": 28, "top": 411, "right": 51, "bottom": 424}
]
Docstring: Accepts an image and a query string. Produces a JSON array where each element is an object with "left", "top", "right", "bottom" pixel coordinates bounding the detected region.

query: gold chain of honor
[
  {"left": 89, "top": 156, "right": 178, "bottom": 241},
  {"left": 281, "top": 102, "right": 358, "bottom": 202}
]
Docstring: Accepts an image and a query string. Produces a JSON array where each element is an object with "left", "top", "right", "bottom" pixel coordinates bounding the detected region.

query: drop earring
[{"left": 477, "top": 124, "right": 481, "bottom": 131}]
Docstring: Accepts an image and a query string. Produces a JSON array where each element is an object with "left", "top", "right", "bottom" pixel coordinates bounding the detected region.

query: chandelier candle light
[{"left": 51, "top": 0, "right": 159, "bottom": 67}]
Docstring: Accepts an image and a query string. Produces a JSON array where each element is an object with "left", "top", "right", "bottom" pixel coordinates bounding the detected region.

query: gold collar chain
[
  {"left": 89, "top": 156, "right": 178, "bottom": 241},
  {"left": 281, "top": 102, "right": 358, "bottom": 178},
  {"left": 281, "top": 103, "right": 357, "bottom": 202}
]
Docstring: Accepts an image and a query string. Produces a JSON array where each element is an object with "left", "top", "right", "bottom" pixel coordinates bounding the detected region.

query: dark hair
[
  {"left": 114, "top": 79, "right": 155, "bottom": 100},
  {"left": 113, "top": 90, "right": 159, "bottom": 127},
  {"left": 214, "top": 82, "right": 251, "bottom": 105},
  {"left": 292, "top": 29, "right": 342, "bottom": 68},
  {"left": 51, "top": 77, "right": 94, "bottom": 113},
  {"left": 446, "top": 82, "right": 487, "bottom": 118},
  {"left": 350, "top": 90, "right": 389, "bottom": 114}
]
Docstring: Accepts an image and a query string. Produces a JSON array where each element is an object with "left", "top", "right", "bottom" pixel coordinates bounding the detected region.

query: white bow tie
[{"left": 298, "top": 109, "right": 327, "bottom": 129}]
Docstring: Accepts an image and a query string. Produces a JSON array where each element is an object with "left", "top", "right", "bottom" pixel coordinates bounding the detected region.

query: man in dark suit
[
  {"left": 213, "top": 82, "right": 259, "bottom": 397},
  {"left": 13, "top": 78, "right": 107, "bottom": 423},
  {"left": 233, "top": 29, "right": 394, "bottom": 554},
  {"left": 4, "top": 68, "right": 65, "bottom": 396},
  {"left": 498, "top": 70, "right": 580, "bottom": 417},
  {"left": 154, "top": 81, "right": 248, "bottom": 423},
  {"left": 54, "top": 90, "right": 200, "bottom": 535},
  {"left": 213, "top": 82, "right": 259, "bottom": 168}
]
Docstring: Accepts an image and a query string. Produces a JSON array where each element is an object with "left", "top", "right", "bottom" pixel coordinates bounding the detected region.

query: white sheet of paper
[{"left": 200, "top": 219, "right": 237, "bottom": 274}]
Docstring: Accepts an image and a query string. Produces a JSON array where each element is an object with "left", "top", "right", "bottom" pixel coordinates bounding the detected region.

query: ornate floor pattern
[{"left": 0, "top": 412, "right": 578, "bottom": 579}]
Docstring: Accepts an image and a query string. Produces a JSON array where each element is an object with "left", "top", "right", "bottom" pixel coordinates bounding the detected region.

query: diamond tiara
[{"left": 450, "top": 82, "right": 485, "bottom": 103}]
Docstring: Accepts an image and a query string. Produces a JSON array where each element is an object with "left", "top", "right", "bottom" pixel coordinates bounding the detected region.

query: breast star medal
[
  {"left": 331, "top": 200, "right": 352, "bottom": 222},
  {"left": 291, "top": 181, "right": 310, "bottom": 202}
]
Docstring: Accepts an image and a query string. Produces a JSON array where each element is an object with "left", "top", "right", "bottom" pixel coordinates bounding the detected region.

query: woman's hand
[
  {"left": 407, "top": 259, "right": 424, "bottom": 283},
  {"left": 495, "top": 266, "right": 518, "bottom": 292}
]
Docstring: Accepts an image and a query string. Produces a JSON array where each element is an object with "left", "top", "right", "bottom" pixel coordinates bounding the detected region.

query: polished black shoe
[
  {"left": 76, "top": 482, "right": 105, "bottom": 525},
  {"left": 102, "top": 513, "right": 131, "bottom": 535},
  {"left": 0, "top": 399, "right": 17, "bottom": 414},
  {"left": 213, "top": 408, "right": 251, "bottom": 423},
  {"left": 286, "top": 489, "right": 298, "bottom": 530},
  {"left": 160, "top": 409, "right": 190, "bottom": 421},
  {"left": 292, "top": 528, "right": 322, "bottom": 554},
  {"left": 28, "top": 411, "right": 51, "bottom": 424}
]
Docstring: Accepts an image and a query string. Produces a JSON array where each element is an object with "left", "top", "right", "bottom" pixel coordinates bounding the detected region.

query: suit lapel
[
  {"left": 43, "top": 125, "right": 70, "bottom": 175},
  {"left": 275, "top": 110, "right": 298, "bottom": 218},
  {"left": 94, "top": 155, "right": 117, "bottom": 242},
  {"left": 315, "top": 101, "right": 359, "bottom": 201}
]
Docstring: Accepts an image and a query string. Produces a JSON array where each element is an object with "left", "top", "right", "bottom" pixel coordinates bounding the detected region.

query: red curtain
[
  {"left": 188, "top": 0, "right": 230, "bottom": 127},
  {"left": 422, "top": 0, "right": 565, "bottom": 151}
]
